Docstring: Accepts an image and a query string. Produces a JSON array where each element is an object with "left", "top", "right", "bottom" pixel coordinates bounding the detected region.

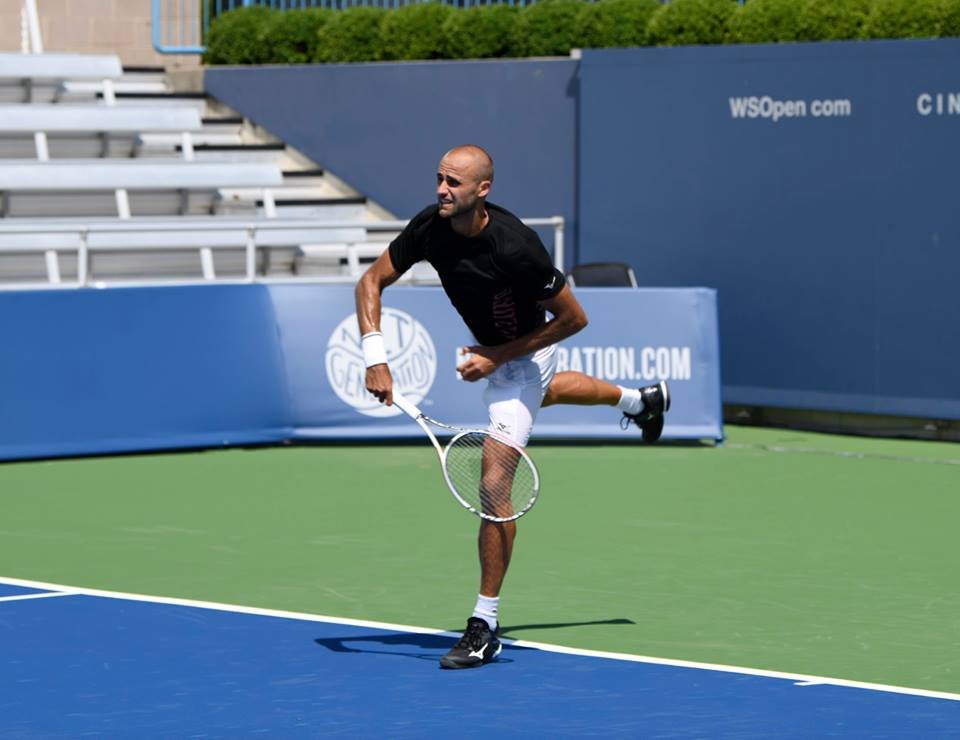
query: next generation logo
[{"left": 326, "top": 308, "right": 437, "bottom": 417}]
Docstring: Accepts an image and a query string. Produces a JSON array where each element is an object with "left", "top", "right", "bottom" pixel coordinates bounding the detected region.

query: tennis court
[{"left": 2, "top": 426, "right": 958, "bottom": 736}]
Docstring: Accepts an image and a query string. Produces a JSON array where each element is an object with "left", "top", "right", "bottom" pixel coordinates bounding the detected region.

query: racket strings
[{"left": 444, "top": 432, "right": 536, "bottom": 520}]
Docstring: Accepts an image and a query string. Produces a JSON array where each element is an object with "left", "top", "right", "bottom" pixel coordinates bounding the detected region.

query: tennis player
[{"left": 355, "top": 145, "right": 669, "bottom": 669}]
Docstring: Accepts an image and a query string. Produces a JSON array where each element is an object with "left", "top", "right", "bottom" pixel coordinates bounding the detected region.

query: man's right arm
[{"left": 355, "top": 249, "right": 403, "bottom": 406}]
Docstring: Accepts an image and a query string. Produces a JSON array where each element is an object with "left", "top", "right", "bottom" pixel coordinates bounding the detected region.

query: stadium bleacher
[{"left": 0, "top": 51, "right": 419, "bottom": 286}]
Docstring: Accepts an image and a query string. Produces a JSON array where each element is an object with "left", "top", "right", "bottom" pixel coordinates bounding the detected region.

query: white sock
[
  {"left": 616, "top": 386, "right": 643, "bottom": 416},
  {"left": 472, "top": 593, "right": 499, "bottom": 630}
]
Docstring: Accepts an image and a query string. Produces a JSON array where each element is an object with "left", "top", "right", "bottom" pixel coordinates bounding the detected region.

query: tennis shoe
[
  {"left": 439, "top": 617, "right": 501, "bottom": 669},
  {"left": 621, "top": 380, "right": 671, "bottom": 443}
]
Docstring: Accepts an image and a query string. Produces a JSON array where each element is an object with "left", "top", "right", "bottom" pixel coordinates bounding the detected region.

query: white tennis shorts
[{"left": 483, "top": 344, "right": 557, "bottom": 448}]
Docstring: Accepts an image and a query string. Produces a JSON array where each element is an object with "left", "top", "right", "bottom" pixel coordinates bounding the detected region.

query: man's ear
[{"left": 477, "top": 179, "right": 492, "bottom": 198}]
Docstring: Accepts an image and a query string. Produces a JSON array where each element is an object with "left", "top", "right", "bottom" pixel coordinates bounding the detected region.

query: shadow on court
[
  {"left": 314, "top": 632, "right": 449, "bottom": 663},
  {"left": 314, "top": 618, "right": 635, "bottom": 663},
  {"left": 314, "top": 632, "right": 526, "bottom": 664},
  {"left": 500, "top": 617, "right": 635, "bottom": 638}
]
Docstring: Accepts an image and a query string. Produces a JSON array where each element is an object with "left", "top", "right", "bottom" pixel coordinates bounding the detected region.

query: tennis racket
[{"left": 391, "top": 390, "right": 540, "bottom": 523}]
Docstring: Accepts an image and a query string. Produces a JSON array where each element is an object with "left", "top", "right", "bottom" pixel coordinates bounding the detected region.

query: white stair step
[
  {"left": 60, "top": 80, "right": 169, "bottom": 96},
  {"left": 137, "top": 132, "right": 246, "bottom": 149}
]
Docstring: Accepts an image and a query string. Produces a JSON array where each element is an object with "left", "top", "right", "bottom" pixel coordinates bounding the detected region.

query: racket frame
[{"left": 392, "top": 391, "right": 540, "bottom": 522}]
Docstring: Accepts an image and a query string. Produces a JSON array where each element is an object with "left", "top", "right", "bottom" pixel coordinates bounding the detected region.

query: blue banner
[
  {"left": 271, "top": 285, "right": 723, "bottom": 442},
  {"left": 0, "top": 285, "right": 292, "bottom": 461},
  {"left": 0, "top": 284, "right": 721, "bottom": 461}
]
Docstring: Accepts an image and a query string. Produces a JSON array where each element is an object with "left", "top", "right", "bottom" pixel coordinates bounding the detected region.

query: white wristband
[{"left": 361, "top": 331, "right": 388, "bottom": 367}]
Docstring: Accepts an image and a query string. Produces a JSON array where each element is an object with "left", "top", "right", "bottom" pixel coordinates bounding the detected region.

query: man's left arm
[{"left": 457, "top": 284, "right": 588, "bottom": 382}]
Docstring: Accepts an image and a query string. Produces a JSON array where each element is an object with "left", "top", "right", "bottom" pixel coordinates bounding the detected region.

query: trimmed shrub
[
  {"left": 442, "top": 5, "right": 519, "bottom": 59},
  {"left": 574, "top": 0, "right": 659, "bottom": 49},
  {"left": 727, "top": 0, "right": 802, "bottom": 44},
  {"left": 941, "top": 0, "right": 960, "bottom": 36},
  {"left": 204, "top": 6, "right": 275, "bottom": 65},
  {"left": 380, "top": 3, "right": 455, "bottom": 61},
  {"left": 863, "top": 0, "right": 942, "bottom": 39},
  {"left": 203, "top": 0, "right": 960, "bottom": 65},
  {"left": 512, "top": 0, "right": 584, "bottom": 57},
  {"left": 315, "top": 6, "right": 387, "bottom": 63},
  {"left": 795, "top": 0, "right": 872, "bottom": 41},
  {"left": 263, "top": 7, "right": 332, "bottom": 64},
  {"left": 647, "top": 0, "right": 738, "bottom": 46}
]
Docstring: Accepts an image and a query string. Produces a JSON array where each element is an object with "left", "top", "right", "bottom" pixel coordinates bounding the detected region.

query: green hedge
[
  {"left": 511, "top": 0, "right": 584, "bottom": 57},
  {"left": 574, "top": 0, "right": 659, "bottom": 49},
  {"left": 263, "top": 8, "right": 332, "bottom": 64},
  {"left": 727, "top": 0, "right": 801, "bottom": 43},
  {"left": 204, "top": 6, "right": 332, "bottom": 65},
  {"left": 442, "top": 5, "right": 519, "bottom": 59},
  {"left": 943, "top": 0, "right": 960, "bottom": 35},
  {"left": 647, "top": 0, "right": 738, "bottom": 46},
  {"left": 205, "top": 6, "right": 275, "bottom": 65},
  {"left": 864, "top": 0, "right": 944, "bottom": 39},
  {"left": 204, "top": 0, "right": 960, "bottom": 65},
  {"left": 314, "top": 7, "right": 386, "bottom": 63},
  {"left": 795, "top": 0, "right": 872, "bottom": 41},
  {"left": 380, "top": 3, "right": 454, "bottom": 60}
]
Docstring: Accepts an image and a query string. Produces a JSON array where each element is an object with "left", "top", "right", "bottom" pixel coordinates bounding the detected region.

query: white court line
[
  {"left": 0, "top": 591, "right": 75, "bottom": 604},
  {"left": 1, "top": 574, "right": 958, "bottom": 704}
]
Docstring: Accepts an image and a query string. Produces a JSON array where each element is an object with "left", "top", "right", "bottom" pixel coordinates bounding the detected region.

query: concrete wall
[{"left": 0, "top": 0, "right": 197, "bottom": 68}]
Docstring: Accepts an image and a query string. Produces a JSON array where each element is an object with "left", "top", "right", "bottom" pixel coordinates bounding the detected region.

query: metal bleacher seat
[
  {"left": 567, "top": 262, "right": 638, "bottom": 288},
  {"left": 0, "top": 104, "right": 202, "bottom": 159},
  {"left": 57, "top": 80, "right": 169, "bottom": 97},
  {"left": 0, "top": 52, "right": 122, "bottom": 103},
  {"left": 0, "top": 160, "right": 283, "bottom": 218}
]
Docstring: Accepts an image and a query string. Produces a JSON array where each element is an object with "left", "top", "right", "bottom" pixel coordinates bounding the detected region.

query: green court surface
[{"left": 2, "top": 426, "right": 958, "bottom": 694}]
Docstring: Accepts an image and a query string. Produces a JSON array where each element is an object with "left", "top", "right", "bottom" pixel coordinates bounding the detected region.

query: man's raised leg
[{"left": 543, "top": 371, "right": 670, "bottom": 443}]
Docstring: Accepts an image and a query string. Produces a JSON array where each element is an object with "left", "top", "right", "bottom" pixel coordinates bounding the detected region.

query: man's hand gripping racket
[{"left": 391, "top": 390, "right": 540, "bottom": 523}]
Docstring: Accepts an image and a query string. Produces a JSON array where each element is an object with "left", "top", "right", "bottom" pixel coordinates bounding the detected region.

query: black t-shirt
[{"left": 388, "top": 202, "right": 566, "bottom": 347}]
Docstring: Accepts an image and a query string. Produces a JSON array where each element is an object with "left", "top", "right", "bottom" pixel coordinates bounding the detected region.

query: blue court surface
[{"left": 1, "top": 578, "right": 958, "bottom": 738}]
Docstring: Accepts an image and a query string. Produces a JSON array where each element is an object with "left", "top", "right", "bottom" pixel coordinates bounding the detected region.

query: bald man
[{"left": 355, "top": 145, "right": 669, "bottom": 669}]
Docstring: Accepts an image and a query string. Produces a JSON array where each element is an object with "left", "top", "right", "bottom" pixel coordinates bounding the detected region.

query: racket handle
[{"left": 391, "top": 389, "right": 421, "bottom": 420}]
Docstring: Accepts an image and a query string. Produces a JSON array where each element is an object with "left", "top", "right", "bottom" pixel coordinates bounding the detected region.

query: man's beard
[{"left": 438, "top": 197, "right": 476, "bottom": 219}]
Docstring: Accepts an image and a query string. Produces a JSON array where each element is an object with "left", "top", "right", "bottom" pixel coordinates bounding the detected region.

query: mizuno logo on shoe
[
  {"left": 469, "top": 644, "right": 488, "bottom": 660},
  {"left": 543, "top": 276, "right": 556, "bottom": 290}
]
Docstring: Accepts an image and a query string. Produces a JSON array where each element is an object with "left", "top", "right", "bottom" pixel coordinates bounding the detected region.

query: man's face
[{"left": 436, "top": 153, "right": 490, "bottom": 219}]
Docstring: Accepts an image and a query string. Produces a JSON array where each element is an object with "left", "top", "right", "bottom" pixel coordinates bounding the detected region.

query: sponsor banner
[
  {"left": 270, "top": 284, "right": 722, "bottom": 441},
  {"left": 0, "top": 284, "right": 721, "bottom": 461}
]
